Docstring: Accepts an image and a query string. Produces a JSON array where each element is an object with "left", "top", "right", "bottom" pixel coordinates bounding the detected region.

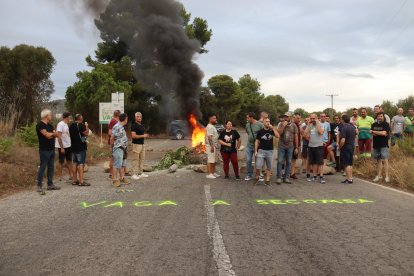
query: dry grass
[
  {"left": 354, "top": 142, "right": 414, "bottom": 191},
  {"left": 0, "top": 134, "right": 111, "bottom": 197}
]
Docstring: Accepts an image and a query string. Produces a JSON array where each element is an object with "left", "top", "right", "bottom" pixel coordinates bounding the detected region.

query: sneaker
[
  {"left": 259, "top": 175, "right": 265, "bottom": 182},
  {"left": 244, "top": 176, "right": 253, "bottom": 181},
  {"left": 206, "top": 174, "right": 217, "bottom": 179},
  {"left": 290, "top": 174, "right": 298, "bottom": 180},
  {"left": 47, "top": 185, "right": 61, "bottom": 190},
  {"left": 131, "top": 174, "right": 141, "bottom": 180},
  {"left": 235, "top": 176, "right": 241, "bottom": 180},
  {"left": 307, "top": 176, "right": 312, "bottom": 182},
  {"left": 373, "top": 176, "right": 383, "bottom": 182},
  {"left": 284, "top": 178, "right": 292, "bottom": 184},
  {"left": 140, "top": 173, "right": 149, "bottom": 178},
  {"left": 37, "top": 186, "right": 42, "bottom": 193},
  {"left": 341, "top": 179, "right": 353, "bottom": 184},
  {"left": 264, "top": 181, "right": 270, "bottom": 186},
  {"left": 112, "top": 180, "right": 121, "bottom": 187},
  {"left": 213, "top": 173, "right": 221, "bottom": 178},
  {"left": 276, "top": 178, "right": 282, "bottom": 185},
  {"left": 225, "top": 176, "right": 229, "bottom": 179},
  {"left": 320, "top": 176, "right": 326, "bottom": 184},
  {"left": 385, "top": 177, "right": 390, "bottom": 183},
  {"left": 120, "top": 178, "right": 131, "bottom": 185}
]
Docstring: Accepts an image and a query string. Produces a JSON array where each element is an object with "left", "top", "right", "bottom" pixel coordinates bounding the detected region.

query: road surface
[{"left": 0, "top": 138, "right": 413, "bottom": 276}]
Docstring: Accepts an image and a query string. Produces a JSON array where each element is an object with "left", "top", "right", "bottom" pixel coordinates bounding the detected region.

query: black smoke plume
[{"left": 63, "top": 0, "right": 204, "bottom": 119}]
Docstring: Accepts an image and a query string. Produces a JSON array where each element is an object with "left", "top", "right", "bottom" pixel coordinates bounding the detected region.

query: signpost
[{"left": 99, "top": 92, "right": 125, "bottom": 148}]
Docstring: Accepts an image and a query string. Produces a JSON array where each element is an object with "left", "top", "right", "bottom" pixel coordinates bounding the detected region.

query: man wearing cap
[{"left": 276, "top": 112, "right": 298, "bottom": 184}]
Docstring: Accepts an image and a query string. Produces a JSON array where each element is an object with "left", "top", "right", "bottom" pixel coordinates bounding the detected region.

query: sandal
[{"left": 79, "top": 182, "right": 91, "bottom": 186}]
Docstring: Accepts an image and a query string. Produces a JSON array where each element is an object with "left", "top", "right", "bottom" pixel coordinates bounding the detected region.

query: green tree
[
  {"left": 65, "top": 63, "right": 131, "bottom": 128},
  {"left": 293, "top": 108, "right": 309, "bottom": 118},
  {"left": 0, "top": 44, "right": 55, "bottom": 126},
  {"left": 237, "top": 74, "right": 264, "bottom": 123},
  {"left": 207, "top": 75, "right": 241, "bottom": 123},
  {"left": 381, "top": 100, "right": 397, "bottom": 117},
  {"left": 181, "top": 7, "right": 213, "bottom": 54},
  {"left": 396, "top": 96, "right": 414, "bottom": 114},
  {"left": 259, "top": 95, "right": 289, "bottom": 123}
]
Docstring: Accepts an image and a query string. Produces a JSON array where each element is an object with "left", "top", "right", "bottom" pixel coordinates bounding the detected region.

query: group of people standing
[
  {"left": 36, "top": 110, "right": 89, "bottom": 194},
  {"left": 36, "top": 109, "right": 149, "bottom": 193},
  {"left": 204, "top": 105, "right": 414, "bottom": 185}
]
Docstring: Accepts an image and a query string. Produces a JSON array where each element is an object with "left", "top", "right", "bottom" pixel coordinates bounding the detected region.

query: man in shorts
[
  {"left": 255, "top": 118, "right": 279, "bottom": 185},
  {"left": 371, "top": 112, "right": 391, "bottom": 183},
  {"left": 69, "top": 114, "right": 90, "bottom": 186},
  {"left": 206, "top": 114, "right": 220, "bottom": 179},
  {"left": 55, "top": 112, "right": 73, "bottom": 181},
  {"left": 356, "top": 108, "right": 375, "bottom": 158},
  {"left": 110, "top": 113, "right": 130, "bottom": 187},
  {"left": 339, "top": 114, "right": 356, "bottom": 184},
  {"left": 304, "top": 114, "right": 326, "bottom": 184}
]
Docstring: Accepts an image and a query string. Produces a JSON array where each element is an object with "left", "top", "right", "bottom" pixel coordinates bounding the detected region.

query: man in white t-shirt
[
  {"left": 206, "top": 114, "right": 219, "bottom": 179},
  {"left": 55, "top": 112, "right": 73, "bottom": 181}
]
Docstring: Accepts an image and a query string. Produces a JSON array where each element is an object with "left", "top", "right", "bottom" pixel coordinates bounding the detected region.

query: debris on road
[
  {"left": 193, "top": 165, "right": 207, "bottom": 173},
  {"left": 169, "top": 164, "right": 178, "bottom": 173}
]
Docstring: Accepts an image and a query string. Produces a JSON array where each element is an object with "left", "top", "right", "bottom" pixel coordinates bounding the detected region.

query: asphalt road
[{"left": 1, "top": 138, "right": 413, "bottom": 276}]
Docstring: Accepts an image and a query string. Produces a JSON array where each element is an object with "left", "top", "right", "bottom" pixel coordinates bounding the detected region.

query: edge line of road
[
  {"left": 357, "top": 178, "right": 414, "bottom": 197},
  {"left": 204, "top": 184, "right": 236, "bottom": 276}
]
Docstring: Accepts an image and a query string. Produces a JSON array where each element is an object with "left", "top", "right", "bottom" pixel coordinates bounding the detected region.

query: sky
[{"left": 1, "top": 0, "right": 413, "bottom": 112}]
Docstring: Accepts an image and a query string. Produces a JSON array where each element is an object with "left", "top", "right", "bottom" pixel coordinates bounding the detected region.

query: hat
[{"left": 282, "top": 112, "right": 292, "bottom": 117}]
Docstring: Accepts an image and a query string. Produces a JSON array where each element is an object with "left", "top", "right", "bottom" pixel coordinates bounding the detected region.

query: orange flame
[{"left": 189, "top": 113, "right": 206, "bottom": 148}]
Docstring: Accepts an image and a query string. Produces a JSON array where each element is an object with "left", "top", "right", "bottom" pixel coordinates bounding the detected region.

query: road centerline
[{"left": 204, "top": 184, "right": 236, "bottom": 276}]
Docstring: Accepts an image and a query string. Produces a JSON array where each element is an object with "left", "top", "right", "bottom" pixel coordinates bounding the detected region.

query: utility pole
[{"left": 326, "top": 94, "right": 339, "bottom": 119}]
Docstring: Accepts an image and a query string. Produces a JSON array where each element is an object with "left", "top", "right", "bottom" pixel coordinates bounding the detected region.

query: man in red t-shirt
[{"left": 108, "top": 110, "right": 120, "bottom": 177}]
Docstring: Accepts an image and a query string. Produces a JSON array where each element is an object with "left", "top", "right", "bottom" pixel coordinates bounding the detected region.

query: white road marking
[
  {"left": 204, "top": 184, "right": 236, "bottom": 276},
  {"left": 358, "top": 178, "right": 414, "bottom": 197}
]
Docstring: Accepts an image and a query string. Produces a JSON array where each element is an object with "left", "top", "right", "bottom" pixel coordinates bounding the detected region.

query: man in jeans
[
  {"left": 276, "top": 112, "right": 298, "bottom": 184},
  {"left": 131, "top": 112, "right": 149, "bottom": 180},
  {"left": 245, "top": 112, "right": 264, "bottom": 181},
  {"left": 111, "top": 113, "right": 130, "bottom": 187},
  {"left": 36, "top": 109, "right": 60, "bottom": 194}
]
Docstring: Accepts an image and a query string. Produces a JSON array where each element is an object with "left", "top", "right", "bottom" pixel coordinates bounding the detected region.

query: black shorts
[
  {"left": 341, "top": 148, "right": 354, "bottom": 167},
  {"left": 301, "top": 145, "right": 308, "bottom": 159},
  {"left": 57, "top": 147, "right": 72, "bottom": 164},
  {"left": 308, "top": 146, "right": 324, "bottom": 165}
]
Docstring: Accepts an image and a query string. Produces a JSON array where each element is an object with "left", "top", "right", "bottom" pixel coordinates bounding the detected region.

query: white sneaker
[
  {"left": 385, "top": 177, "right": 390, "bottom": 183},
  {"left": 206, "top": 174, "right": 217, "bottom": 179},
  {"left": 140, "top": 173, "right": 149, "bottom": 178},
  {"left": 373, "top": 176, "right": 383, "bottom": 182},
  {"left": 131, "top": 174, "right": 141, "bottom": 180},
  {"left": 244, "top": 176, "right": 253, "bottom": 181},
  {"left": 259, "top": 175, "right": 265, "bottom": 182},
  {"left": 213, "top": 173, "right": 220, "bottom": 178}
]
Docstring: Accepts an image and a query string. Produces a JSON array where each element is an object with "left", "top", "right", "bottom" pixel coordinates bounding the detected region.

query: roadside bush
[
  {"left": 17, "top": 123, "right": 38, "bottom": 147},
  {"left": 0, "top": 137, "right": 13, "bottom": 155}
]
